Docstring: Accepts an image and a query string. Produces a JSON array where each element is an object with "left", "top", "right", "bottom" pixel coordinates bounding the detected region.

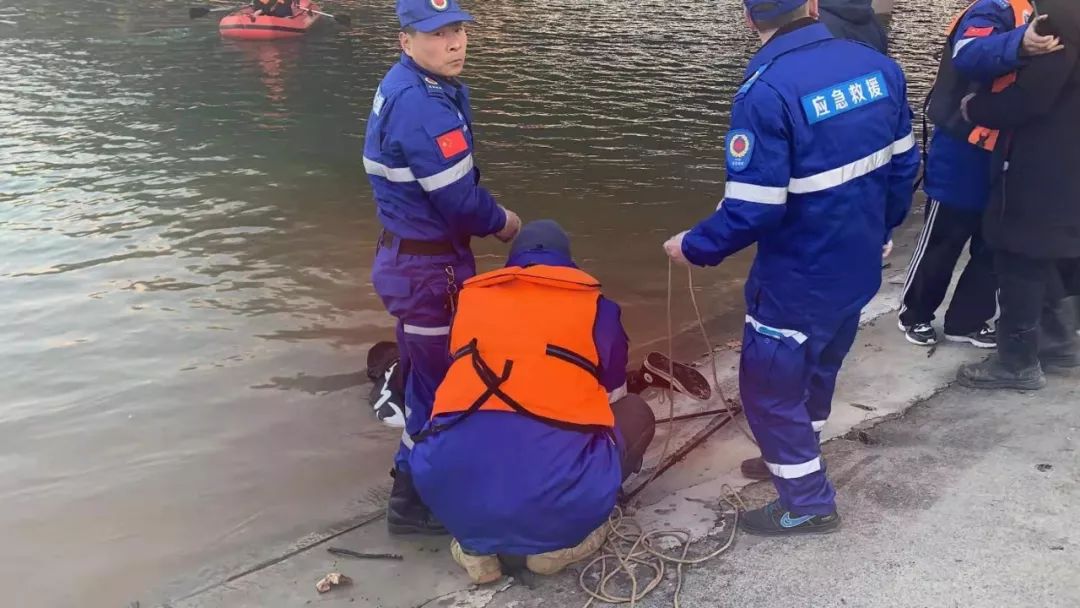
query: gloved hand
[
  {"left": 495, "top": 207, "right": 522, "bottom": 243},
  {"left": 663, "top": 231, "right": 691, "bottom": 266}
]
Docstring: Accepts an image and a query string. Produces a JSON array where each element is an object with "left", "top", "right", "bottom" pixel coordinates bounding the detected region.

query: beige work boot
[
  {"left": 450, "top": 538, "right": 503, "bottom": 584},
  {"left": 525, "top": 524, "right": 608, "bottom": 575}
]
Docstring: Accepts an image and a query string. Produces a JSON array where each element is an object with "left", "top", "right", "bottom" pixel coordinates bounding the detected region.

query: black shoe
[
  {"left": 741, "top": 455, "right": 826, "bottom": 480},
  {"left": 366, "top": 341, "right": 399, "bottom": 381},
  {"left": 641, "top": 352, "right": 711, "bottom": 401},
  {"left": 1040, "top": 350, "right": 1080, "bottom": 375},
  {"left": 368, "top": 361, "right": 407, "bottom": 428},
  {"left": 957, "top": 355, "right": 1046, "bottom": 391},
  {"left": 387, "top": 469, "right": 448, "bottom": 536},
  {"left": 739, "top": 499, "right": 840, "bottom": 536},
  {"left": 900, "top": 321, "right": 937, "bottom": 346},
  {"left": 626, "top": 369, "right": 650, "bottom": 395},
  {"left": 945, "top": 324, "right": 997, "bottom": 349},
  {"left": 740, "top": 456, "right": 771, "bottom": 481}
]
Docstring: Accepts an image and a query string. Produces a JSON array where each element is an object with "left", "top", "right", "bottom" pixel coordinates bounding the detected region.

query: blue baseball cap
[
  {"left": 509, "top": 220, "right": 572, "bottom": 262},
  {"left": 743, "top": 0, "right": 808, "bottom": 21},
  {"left": 397, "top": 0, "right": 474, "bottom": 33}
]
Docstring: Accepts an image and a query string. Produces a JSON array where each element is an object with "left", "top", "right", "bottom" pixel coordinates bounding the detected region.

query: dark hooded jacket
[
  {"left": 818, "top": 0, "right": 889, "bottom": 54},
  {"left": 965, "top": 0, "right": 1080, "bottom": 259}
]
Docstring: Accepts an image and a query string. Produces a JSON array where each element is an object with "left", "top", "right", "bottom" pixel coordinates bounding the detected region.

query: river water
[{"left": 1, "top": 0, "right": 953, "bottom": 605}]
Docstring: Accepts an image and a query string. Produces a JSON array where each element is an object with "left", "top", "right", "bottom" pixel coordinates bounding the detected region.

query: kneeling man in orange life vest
[{"left": 407, "top": 220, "right": 657, "bottom": 583}]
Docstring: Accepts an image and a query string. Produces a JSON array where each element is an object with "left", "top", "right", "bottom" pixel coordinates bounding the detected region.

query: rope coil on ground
[
  {"left": 576, "top": 262, "right": 750, "bottom": 606},
  {"left": 578, "top": 489, "right": 747, "bottom": 607}
]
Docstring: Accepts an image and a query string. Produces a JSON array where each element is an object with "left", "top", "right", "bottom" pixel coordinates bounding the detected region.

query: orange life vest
[
  {"left": 429, "top": 264, "right": 614, "bottom": 434},
  {"left": 927, "top": 0, "right": 1033, "bottom": 151}
]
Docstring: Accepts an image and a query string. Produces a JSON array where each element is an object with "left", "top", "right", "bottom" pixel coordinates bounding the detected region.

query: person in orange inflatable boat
[{"left": 252, "top": 0, "right": 294, "bottom": 18}]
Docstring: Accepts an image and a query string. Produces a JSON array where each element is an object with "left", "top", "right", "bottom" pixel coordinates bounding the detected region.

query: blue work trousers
[
  {"left": 739, "top": 313, "right": 861, "bottom": 515},
  {"left": 371, "top": 235, "right": 475, "bottom": 472}
]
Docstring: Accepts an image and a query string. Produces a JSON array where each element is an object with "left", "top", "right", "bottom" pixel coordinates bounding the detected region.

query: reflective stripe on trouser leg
[
  {"left": 394, "top": 321, "right": 453, "bottom": 471},
  {"left": 805, "top": 314, "right": 862, "bottom": 435},
  {"left": 739, "top": 323, "right": 836, "bottom": 515}
]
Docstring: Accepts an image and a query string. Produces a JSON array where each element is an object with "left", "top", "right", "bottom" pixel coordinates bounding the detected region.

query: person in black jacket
[
  {"left": 252, "top": 0, "right": 294, "bottom": 18},
  {"left": 818, "top": 0, "right": 888, "bottom": 54},
  {"left": 957, "top": 0, "right": 1080, "bottom": 390}
]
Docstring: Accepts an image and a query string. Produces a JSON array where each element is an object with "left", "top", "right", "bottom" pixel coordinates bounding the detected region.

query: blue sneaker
[{"left": 739, "top": 500, "right": 840, "bottom": 536}]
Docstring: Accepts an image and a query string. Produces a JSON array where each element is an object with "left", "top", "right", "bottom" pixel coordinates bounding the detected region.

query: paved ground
[{"left": 485, "top": 367, "right": 1080, "bottom": 608}]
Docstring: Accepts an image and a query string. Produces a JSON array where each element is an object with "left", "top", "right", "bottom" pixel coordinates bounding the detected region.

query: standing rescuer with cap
[
  {"left": 663, "top": 0, "right": 918, "bottom": 535},
  {"left": 364, "top": 0, "right": 522, "bottom": 536}
]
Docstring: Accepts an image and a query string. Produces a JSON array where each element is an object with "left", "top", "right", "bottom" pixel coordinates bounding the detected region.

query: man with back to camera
[{"left": 664, "top": 0, "right": 919, "bottom": 535}]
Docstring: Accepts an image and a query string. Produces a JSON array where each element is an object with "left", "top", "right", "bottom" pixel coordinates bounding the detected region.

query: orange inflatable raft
[{"left": 219, "top": 0, "right": 320, "bottom": 40}]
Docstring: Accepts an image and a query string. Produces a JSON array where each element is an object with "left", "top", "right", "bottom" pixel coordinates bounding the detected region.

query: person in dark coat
[
  {"left": 818, "top": 0, "right": 888, "bottom": 53},
  {"left": 957, "top": 0, "right": 1080, "bottom": 390}
]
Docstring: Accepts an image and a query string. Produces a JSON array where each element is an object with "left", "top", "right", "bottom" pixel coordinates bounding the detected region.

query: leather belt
[{"left": 380, "top": 230, "right": 457, "bottom": 256}]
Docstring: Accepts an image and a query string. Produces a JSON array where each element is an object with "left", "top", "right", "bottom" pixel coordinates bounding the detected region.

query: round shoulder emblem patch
[
  {"left": 430, "top": 0, "right": 449, "bottom": 11},
  {"left": 424, "top": 76, "right": 439, "bottom": 86},
  {"left": 726, "top": 130, "right": 754, "bottom": 173}
]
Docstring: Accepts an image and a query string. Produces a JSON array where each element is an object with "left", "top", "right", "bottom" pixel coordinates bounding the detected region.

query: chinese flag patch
[
  {"left": 963, "top": 25, "right": 994, "bottom": 38},
  {"left": 435, "top": 128, "right": 469, "bottom": 160}
]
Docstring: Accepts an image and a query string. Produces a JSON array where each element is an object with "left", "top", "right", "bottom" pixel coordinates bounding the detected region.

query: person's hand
[
  {"left": 663, "top": 231, "right": 690, "bottom": 266},
  {"left": 1022, "top": 16, "right": 1065, "bottom": 56},
  {"left": 883, "top": 239, "right": 894, "bottom": 259},
  {"left": 494, "top": 207, "right": 521, "bottom": 243},
  {"left": 960, "top": 92, "right": 976, "bottom": 123}
]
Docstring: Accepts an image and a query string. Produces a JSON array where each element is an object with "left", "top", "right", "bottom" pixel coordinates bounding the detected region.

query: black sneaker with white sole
[
  {"left": 367, "top": 359, "right": 407, "bottom": 428},
  {"left": 945, "top": 324, "right": 997, "bottom": 349},
  {"left": 739, "top": 499, "right": 840, "bottom": 536},
  {"left": 640, "top": 352, "right": 712, "bottom": 401},
  {"left": 900, "top": 321, "right": 938, "bottom": 346}
]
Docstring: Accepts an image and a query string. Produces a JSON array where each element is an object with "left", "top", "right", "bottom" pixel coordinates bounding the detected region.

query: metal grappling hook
[{"left": 444, "top": 265, "right": 458, "bottom": 313}]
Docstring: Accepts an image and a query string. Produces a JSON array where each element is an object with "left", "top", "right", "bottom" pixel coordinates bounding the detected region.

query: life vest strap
[
  {"left": 451, "top": 343, "right": 473, "bottom": 360},
  {"left": 451, "top": 342, "right": 599, "bottom": 378},
  {"left": 413, "top": 339, "right": 614, "bottom": 443},
  {"left": 413, "top": 339, "right": 509, "bottom": 442},
  {"left": 545, "top": 344, "right": 601, "bottom": 380}
]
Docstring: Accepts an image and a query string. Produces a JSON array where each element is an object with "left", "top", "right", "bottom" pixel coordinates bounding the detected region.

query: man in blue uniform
[
  {"left": 364, "top": 0, "right": 522, "bottom": 535},
  {"left": 664, "top": 0, "right": 919, "bottom": 536},
  {"left": 740, "top": 0, "right": 893, "bottom": 485},
  {"left": 898, "top": 0, "right": 1062, "bottom": 348}
]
